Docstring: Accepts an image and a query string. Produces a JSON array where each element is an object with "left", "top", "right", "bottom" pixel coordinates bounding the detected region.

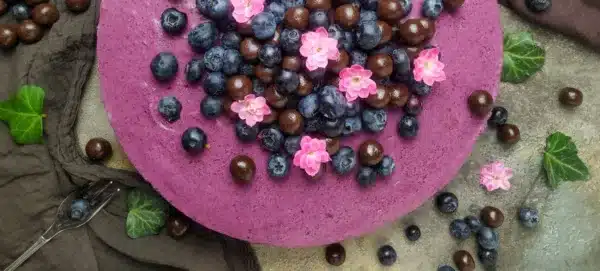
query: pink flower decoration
[
  {"left": 231, "top": 0, "right": 264, "bottom": 24},
  {"left": 230, "top": 94, "right": 271, "bottom": 127},
  {"left": 293, "top": 136, "right": 331, "bottom": 176},
  {"left": 413, "top": 47, "right": 446, "bottom": 86},
  {"left": 338, "top": 64, "right": 377, "bottom": 102},
  {"left": 480, "top": 161, "right": 513, "bottom": 191},
  {"left": 299, "top": 27, "right": 340, "bottom": 71}
]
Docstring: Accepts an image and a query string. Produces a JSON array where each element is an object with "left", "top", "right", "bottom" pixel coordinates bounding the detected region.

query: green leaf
[
  {"left": 542, "top": 132, "right": 590, "bottom": 188},
  {"left": 126, "top": 189, "right": 169, "bottom": 239},
  {"left": 501, "top": 32, "right": 545, "bottom": 83},
  {"left": 0, "top": 85, "right": 45, "bottom": 144}
]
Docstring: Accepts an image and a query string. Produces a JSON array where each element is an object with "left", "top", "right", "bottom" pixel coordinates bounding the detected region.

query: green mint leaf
[
  {"left": 0, "top": 85, "right": 45, "bottom": 144},
  {"left": 0, "top": 99, "right": 16, "bottom": 121},
  {"left": 126, "top": 189, "right": 169, "bottom": 239},
  {"left": 501, "top": 32, "right": 545, "bottom": 83},
  {"left": 542, "top": 132, "right": 590, "bottom": 189}
]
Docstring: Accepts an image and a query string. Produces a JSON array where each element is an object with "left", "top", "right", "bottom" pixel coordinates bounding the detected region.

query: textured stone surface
[{"left": 79, "top": 5, "right": 599, "bottom": 270}]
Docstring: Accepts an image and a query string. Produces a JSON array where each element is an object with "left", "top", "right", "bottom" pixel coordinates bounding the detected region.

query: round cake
[{"left": 98, "top": 0, "right": 502, "bottom": 247}]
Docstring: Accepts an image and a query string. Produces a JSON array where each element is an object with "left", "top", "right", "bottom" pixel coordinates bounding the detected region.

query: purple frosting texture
[{"left": 98, "top": 0, "right": 502, "bottom": 247}]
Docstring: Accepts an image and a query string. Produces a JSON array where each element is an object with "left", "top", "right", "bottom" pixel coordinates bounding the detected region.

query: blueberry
[
  {"left": 150, "top": 52, "right": 178, "bottom": 82},
  {"left": 437, "top": 265, "right": 456, "bottom": 271},
  {"left": 203, "top": 46, "right": 225, "bottom": 72},
  {"left": 370, "top": 43, "right": 396, "bottom": 55},
  {"left": 11, "top": 3, "right": 30, "bottom": 21},
  {"left": 280, "top": 28, "right": 301, "bottom": 54},
  {"left": 525, "top": 0, "right": 551, "bottom": 13},
  {"left": 203, "top": 72, "right": 226, "bottom": 96},
  {"left": 391, "top": 48, "right": 411, "bottom": 75},
  {"left": 304, "top": 117, "right": 324, "bottom": 132},
  {"left": 340, "top": 31, "right": 355, "bottom": 52},
  {"left": 222, "top": 32, "right": 242, "bottom": 50},
  {"left": 322, "top": 117, "right": 344, "bottom": 137},
  {"left": 276, "top": 70, "right": 300, "bottom": 94},
  {"left": 235, "top": 120, "right": 259, "bottom": 142},
  {"left": 375, "top": 155, "right": 395, "bottom": 176},
  {"left": 258, "top": 127, "right": 284, "bottom": 152},
  {"left": 356, "top": 21, "right": 381, "bottom": 50},
  {"left": 356, "top": 166, "right": 377, "bottom": 187},
  {"left": 518, "top": 207, "right": 539, "bottom": 228},
  {"left": 188, "top": 22, "right": 218, "bottom": 52},
  {"left": 197, "top": 0, "right": 231, "bottom": 20},
  {"left": 377, "top": 245, "right": 397, "bottom": 266},
  {"left": 216, "top": 14, "right": 238, "bottom": 32},
  {"left": 359, "top": 10, "right": 377, "bottom": 24},
  {"left": 350, "top": 50, "right": 368, "bottom": 67},
  {"left": 319, "top": 86, "right": 347, "bottom": 119},
  {"left": 284, "top": 136, "right": 301, "bottom": 155},
  {"left": 332, "top": 146, "right": 357, "bottom": 175},
  {"left": 222, "top": 49, "right": 242, "bottom": 75},
  {"left": 405, "top": 225, "right": 421, "bottom": 241},
  {"left": 477, "top": 227, "right": 499, "bottom": 250},
  {"left": 449, "top": 219, "right": 472, "bottom": 240},
  {"left": 327, "top": 25, "right": 343, "bottom": 44},
  {"left": 70, "top": 199, "right": 90, "bottom": 220},
  {"left": 267, "top": 153, "right": 290, "bottom": 178},
  {"left": 308, "top": 10, "right": 329, "bottom": 29},
  {"left": 240, "top": 63, "right": 255, "bottom": 76},
  {"left": 344, "top": 101, "right": 362, "bottom": 117},
  {"left": 252, "top": 12, "right": 277, "bottom": 40},
  {"left": 478, "top": 248, "right": 498, "bottom": 268},
  {"left": 464, "top": 215, "right": 483, "bottom": 232},
  {"left": 422, "top": 0, "right": 443, "bottom": 19},
  {"left": 341, "top": 116, "right": 362, "bottom": 136},
  {"left": 267, "top": 2, "right": 285, "bottom": 23},
  {"left": 160, "top": 8, "right": 187, "bottom": 34},
  {"left": 181, "top": 127, "right": 207, "bottom": 154},
  {"left": 435, "top": 192, "right": 458, "bottom": 213},
  {"left": 259, "top": 44, "right": 282, "bottom": 67},
  {"left": 185, "top": 58, "right": 205, "bottom": 83},
  {"left": 400, "top": 0, "right": 413, "bottom": 14},
  {"left": 361, "top": 108, "right": 387, "bottom": 133},
  {"left": 281, "top": 0, "right": 304, "bottom": 9},
  {"left": 397, "top": 115, "right": 419, "bottom": 138},
  {"left": 360, "top": 0, "right": 378, "bottom": 10},
  {"left": 298, "top": 93, "right": 319, "bottom": 118},
  {"left": 410, "top": 80, "right": 432, "bottom": 96},
  {"left": 488, "top": 106, "right": 508, "bottom": 127},
  {"left": 158, "top": 96, "right": 182, "bottom": 123},
  {"left": 253, "top": 79, "right": 265, "bottom": 96},
  {"left": 200, "top": 96, "right": 223, "bottom": 119},
  {"left": 404, "top": 95, "right": 422, "bottom": 116}
]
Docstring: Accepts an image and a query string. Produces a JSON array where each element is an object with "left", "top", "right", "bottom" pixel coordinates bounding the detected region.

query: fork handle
[{"left": 3, "top": 236, "right": 51, "bottom": 271}]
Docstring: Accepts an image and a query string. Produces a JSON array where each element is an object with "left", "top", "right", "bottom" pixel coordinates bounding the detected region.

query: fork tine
[
  {"left": 85, "top": 188, "right": 121, "bottom": 221},
  {"left": 83, "top": 180, "right": 113, "bottom": 201}
]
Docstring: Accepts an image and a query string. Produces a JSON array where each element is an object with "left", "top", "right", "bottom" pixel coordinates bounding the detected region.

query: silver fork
[{"left": 3, "top": 180, "right": 121, "bottom": 271}]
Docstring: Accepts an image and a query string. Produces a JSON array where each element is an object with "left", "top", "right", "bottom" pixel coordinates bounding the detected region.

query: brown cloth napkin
[
  {"left": 500, "top": 0, "right": 600, "bottom": 51},
  {"left": 0, "top": 1, "right": 260, "bottom": 270}
]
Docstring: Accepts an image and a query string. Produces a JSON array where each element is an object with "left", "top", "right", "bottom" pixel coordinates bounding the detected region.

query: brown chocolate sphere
[
  {"left": 404, "top": 95, "right": 422, "bottom": 115},
  {"left": 296, "top": 73, "right": 313, "bottom": 96},
  {"left": 443, "top": 0, "right": 465, "bottom": 10},
  {"left": 0, "top": 25, "right": 18, "bottom": 50},
  {"left": 240, "top": 37, "right": 261, "bottom": 62},
  {"left": 307, "top": 0, "right": 331, "bottom": 10},
  {"left": 397, "top": 18, "right": 432, "bottom": 46},
  {"left": 226, "top": 75, "right": 252, "bottom": 101},
  {"left": 0, "top": 0, "right": 7, "bottom": 16},
  {"left": 480, "top": 206, "right": 504, "bottom": 228},
  {"left": 264, "top": 85, "right": 288, "bottom": 108},
  {"left": 468, "top": 90, "right": 494, "bottom": 117},
  {"left": 279, "top": 109, "right": 304, "bottom": 135},
  {"left": 166, "top": 216, "right": 190, "bottom": 239},
  {"left": 358, "top": 139, "right": 384, "bottom": 166},
  {"left": 230, "top": 155, "right": 256, "bottom": 184},
  {"left": 222, "top": 97, "right": 239, "bottom": 120},
  {"left": 497, "top": 124, "right": 520, "bottom": 144},
  {"left": 453, "top": 250, "right": 475, "bottom": 271},
  {"left": 282, "top": 55, "right": 302, "bottom": 71},
  {"left": 32, "top": 3, "right": 59, "bottom": 26},
  {"left": 65, "top": 0, "right": 90, "bottom": 13},
  {"left": 367, "top": 54, "right": 393, "bottom": 78},
  {"left": 377, "top": 0, "right": 405, "bottom": 23},
  {"left": 237, "top": 22, "right": 254, "bottom": 36},
  {"left": 388, "top": 84, "right": 410, "bottom": 108},
  {"left": 255, "top": 64, "right": 278, "bottom": 84},
  {"left": 376, "top": 21, "right": 392, "bottom": 45},
  {"left": 327, "top": 50, "right": 349, "bottom": 74},
  {"left": 25, "top": 0, "right": 48, "bottom": 6},
  {"left": 325, "top": 138, "right": 340, "bottom": 155},
  {"left": 365, "top": 85, "right": 391, "bottom": 109},
  {"left": 261, "top": 109, "right": 279, "bottom": 125},
  {"left": 325, "top": 243, "right": 346, "bottom": 266},
  {"left": 405, "top": 45, "right": 424, "bottom": 60},
  {"left": 285, "top": 7, "right": 309, "bottom": 30},
  {"left": 559, "top": 87, "right": 583, "bottom": 107},
  {"left": 17, "top": 20, "right": 43, "bottom": 44},
  {"left": 335, "top": 4, "right": 359, "bottom": 29},
  {"left": 85, "top": 137, "right": 113, "bottom": 161}
]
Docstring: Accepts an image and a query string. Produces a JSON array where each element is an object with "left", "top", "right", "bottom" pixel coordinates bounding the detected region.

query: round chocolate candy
[
  {"left": 397, "top": 18, "right": 434, "bottom": 46},
  {"left": 497, "top": 124, "right": 520, "bottom": 144},
  {"left": 367, "top": 54, "right": 393, "bottom": 78},
  {"left": 222, "top": 97, "right": 239, "bottom": 120},
  {"left": 405, "top": 45, "right": 424, "bottom": 60},
  {"left": 335, "top": 4, "right": 359, "bottom": 29},
  {"left": 480, "top": 206, "right": 504, "bottom": 228},
  {"left": 444, "top": 0, "right": 465, "bottom": 10},
  {"left": 559, "top": 87, "right": 583, "bottom": 107},
  {"left": 404, "top": 95, "right": 422, "bottom": 115},
  {"left": 166, "top": 215, "right": 190, "bottom": 239},
  {"left": 325, "top": 137, "right": 340, "bottom": 155},
  {"left": 230, "top": 155, "right": 256, "bottom": 184},
  {"left": 261, "top": 109, "right": 279, "bottom": 125},
  {"left": 284, "top": 7, "right": 309, "bottom": 30},
  {"left": 65, "top": 0, "right": 91, "bottom": 13},
  {"left": 226, "top": 75, "right": 252, "bottom": 101},
  {"left": 468, "top": 90, "right": 493, "bottom": 117},
  {"left": 327, "top": 50, "right": 349, "bottom": 74},
  {"left": 453, "top": 250, "right": 475, "bottom": 271},
  {"left": 240, "top": 37, "right": 261, "bottom": 62},
  {"left": 85, "top": 137, "right": 113, "bottom": 161},
  {"left": 365, "top": 84, "right": 391, "bottom": 109},
  {"left": 378, "top": 0, "right": 405, "bottom": 23},
  {"left": 325, "top": 243, "right": 346, "bottom": 266},
  {"left": 32, "top": 3, "right": 59, "bottom": 26},
  {"left": 358, "top": 139, "right": 384, "bottom": 166},
  {"left": 17, "top": 20, "right": 43, "bottom": 44},
  {"left": 388, "top": 84, "right": 410, "bottom": 108},
  {"left": 264, "top": 85, "right": 288, "bottom": 109},
  {"left": 376, "top": 20, "right": 392, "bottom": 45},
  {"left": 282, "top": 55, "right": 302, "bottom": 72},
  {"left": 237, "top": 22, "right": 254, "bottom": 36},
  {"left": 0, "top": 0, "right": 7, "bottom": 16},
  {"left": 296, "top": 73, "right": 313, "bottom": 96},
  {"left": 255, "top": 64, "right": 278, "bottom": 84},
  {"left": 279, "top": 109, "right": 304, "bottom": 135},
  {"left": 307, "top": 0, "right": 331, "bottom": 10},
  {"left": 0, "top": 25, "right": 18, "bottom": 50}
]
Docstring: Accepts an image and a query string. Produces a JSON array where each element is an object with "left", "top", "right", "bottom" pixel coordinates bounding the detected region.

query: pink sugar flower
[
  {"left": 480, "top": 161, "right": 513, "bottom": 191},
  {"left": 299, "top": 27, "right": 340, "bottom": 71},
  {"left": 338, "top": 64, "right": 377, "bottom": 101},
  {"left": 230, "top": 94, "right": 271, "bottom": 127},
  {"left": 293, "top": 136, "right": 331, "bottom": 176},
  {"left": 413, "top": 47, "right": 446, "bottom": 86},
  {"left": 231, "top": 0, "right": 264, "bottom": 24}
]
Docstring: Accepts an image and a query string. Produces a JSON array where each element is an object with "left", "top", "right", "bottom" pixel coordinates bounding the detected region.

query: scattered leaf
[
  {"left": 126, "top": 189, "right": 169, "bottom": 239},
  {"left": 542, "top": 132, "right": 590, "bottom": 188},
  {"left": 0, "top": 85, "right": 46, "bottom": 144},
  {"left": 501, "top": 32, "right": 545, "bottom": 83}
]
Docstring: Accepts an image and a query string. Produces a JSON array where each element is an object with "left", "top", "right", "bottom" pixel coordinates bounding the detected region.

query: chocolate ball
[
  {"left": 367, "top": 54, "right": 393, "bottom": 78},
  {"left": 261, "top": 109, "right": 279, "bottom": 125},
  {"left": 255, "top": 64, "right": 278, "bottom": 84},
  {"left": 307, "top": 0, "right": 331, "bottom": 10},
  {"left": 264, "top": 85, "right": 288, "bottom": 109},
  {"left": 453, "top": 250, "right": 475, "bottom": 271},
  {"left": 327, "top": 50, "right": 349, "bottom": 74},
  {"left": 325, "top": 243, "right": 346, "bottom": 266},
  {"left": 25, "top": 0, "right": 48, "bottom": 6},
  {"left": 405, "top": 45, "right": 424, "bottom": 60},
  {"left": 222, "top": 97, "right": 239, "bottom": 120},
  {"left": 32, "top": 3, "right": 59, "bottom": 26},
  {"left": 335, "top": 4, "right": 359, "bottom": 29},
  {"left": 285, "top": 7, "right": 309, "bottom": 30},
  {"left": 240, "top": 37, "right": 261, "bottom": 62},
  {"left": 376, "top": 21, "right": 392, "bottom": 45},
  {"left": 166, "top": 216, "right": 190, "bottom": 239},
  {"left": 230, "top": 155, "right": 256, "bottom": 184},
  {"left": 65, "top": 0, "right": 90, "bottom": 13},
  {"left": 85, "top": 137, "right": 113, "bottom": 161},
  {"left": 388, "top": 84, "right": 410, "bottom": 108},
  {"left": 559, "top": 87, "right": 583, "bottom": 107},
  {"left": 378, "top": 0, "right": 405, "bottom": 23},
  {"left": 0, "top": 0, "right": 7, "bottom": 16},
  {"left": 404, "top": 95, "right": 422, "bottom": 115},
  {"left": 444, "top": 0, "right": 465, "bottom": 10},
  {"left": 17, "top": 20, "right": 43, "bottom": 44},
  {"left": 468, "top": 90, "right": 493, "bottom": 117},
  {"left": 325, "top": 137, "right": 340, "bottom": 155},
  {"left": 296, "top": 73, "right": 313, "bottom": 96},
  {"left": 497, "top": 124, "right": 520, "bottom": 144},
  {"left": 366, "top": 84, "right": 391, "bottom": 108},
  {"left": 282, "top": 55, "right": 302, "bottom": 71},
  {"left": 480, "top": 206, "right": 504, "bottom": 228},
  {"left": 237, "top": 22, "right": 254, "bottom": 36},
  {"left": 0, "top": 25, "right": 18, "bottom": 50},
  {"left": 358, "top": 139, "right": 384, "bottom": 166},
  {"left": 226, "top": 75, "right": 252, "bottom": 101},
  {"left": 397, "top": 18, "right": 433, "bottom": 46},
  {"left": 279, "top": 109, "right": 304, "bottom": 135}
]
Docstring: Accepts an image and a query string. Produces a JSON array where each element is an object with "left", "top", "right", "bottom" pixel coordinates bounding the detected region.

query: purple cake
[{"left": 98, "top": 0, "right": 502, "bottom": 247}]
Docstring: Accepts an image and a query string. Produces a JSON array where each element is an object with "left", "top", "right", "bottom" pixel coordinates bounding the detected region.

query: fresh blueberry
[
  {"left": 222, "top": 32, "right": 242, "bottom": 50},
  {"left": 276, "top": 70, "right": 300, "bottom": 94},
  {"left": 322, "top": 117, "right": 344, "bottom": 137},
  {"left": 356, "top": 20, "right": 381, "bottom": 50},
  {"left": 518, "top": 207, "right": 539, "bottom": 228},
  {"left": 422, "top": 0, "right": 443, "bottom": 19},
  {"left": 410, "top": 80, "right": 432, "bottom": 96},
  {"left": 350, "top": 50, "right": 368, "bottom": 67},
  {"left": 252, "top": 12, "right": 277, "bottom": 40},
  {"left": 377, "top": 245, "right": 397, "bottom": 266},
  {"left": 356, "top": 166, "right": 377, "bottom": 187},
  {"left": 235, "top": 120, "right": 259, "bottom": 142},
  {"left": 197, "top": 0, "right": 231, "bottom": 20},
  {"left": 401, "top": 0, "right": 413, "bottom": 14},
  {"left": 281, "top": 0, "right": 304, "bottom": 9},
  {"left": 331, "top": 146, "right": 357, "bottom": 175},
  {"left": 435, "top": 192, "right": 458, "bottom": 213},
  {"left": 240, "top": 63, "right": 255, "bottom": 76},
  {"left": 342, "top": 116, "right": 362, "bottom": 136},
  {"left": 222, "top": 49, "right": 242, "bottom": 75},
  {"left": 449, "top": 219, "right": 472, "bottom": 240},
  {"left": 375, "top": 155, "right": 395, "bottom": 176},
  {"left": 464, "top": 215, "right": 483, "bottom": 233},
  {"left": 370, "top": 43, "right": 396, "bottom": 55},
  {"left": 158, "top": 96, "right": 182, "bottom": 123},
  {"left": 203, "top": 46, "right": 225, "bottom": 72},
  {"left": 391, "top": 48, "right": 411, "bottom": 75},
  {"left": 359, "top": 10, "right": 377, "bottom": 24},
  {"left": 478, "top": 248, "right": 498, "bottom": 268},
  {"left": 319, "top": 85, "right": 347, "bottom": 119},
  {"left": 361, "top": 108, "right": 387, "bottom": 133},
  {"left": 284, "top": 136, "right": 301, "bottom": 155},
  {"left": 437, "top": 265, "right": 456, "bottom": 271},
  {"left": 280, "top": 28, "right": 301, "bottom": 54},
  {"left": 392, "top": 71, "right": 414, "bottom": 84},
  {"left": 203, "top": 72, "right": 226, "bottom": 96},
  {"left": 200, "top": 96, "right": 223, "bottom": 119},
  {"left": 309, "top": 11, "right": 329, "bottom": 30},
  {"left": 185, "top": 58, "right": 205, "bottom": 83},
  {"left": 267, "top": 2, "right": 285, "bottom": 23},
  {"left": 344, "top": 101, "right": 362, "bottom": 117},
  {"left": 488, "top": 106, "right": 508, "bottom": 127},
  {"left": 258, "top": 127, "right": 284, "bottom": 152},
  {"left": 216, "top": 14, "right": 237, "bottom": 32},
  {"left": 477, "top": 227, "right": 499, "bottom": 250},
  {"left": 150, "top": 52, "right": 178, "bottom": 82},
  {"left": 298, "top": 93, "right": 319, "bottom": 118},
  {"left": 405, "top": 225, "right": 421, "bottom": 241},
  {"left": 11, "top": 3, "right": 30, "bottom": 21},
  {"left": 340, "top": 31, "right": 354, "bottom": 52},
  {"left": 397, "top": 115, "right": 419, "bottom": 138},
  {"left": 160, "top": 8, "right": 187, "bottom": 34},
  {"left": 327, "top": 24, "right": 343, "bottom": 44},
  {"left": 267, "top": 153, "right": 290, "bottom": 178},
  {"left": 181, "top": 127, "right": 207, "bottom": 154},
  {"left": 70, "top": 199, "right": 90, "bottom": 220},
  {"left": 360, "top": 0, "right": 378, "bottom": 10},
  {"left": 253, "top": 79, "right": 265, "bottom": 96},
  {"left": 188, "top": 22, "right": 218, "bottom": 52},
  {"left": 404, "top": 95, "right": 422, "bottom": 116},
  {"left": 525, "top": 0, "right": 551, "bottom": 13},
  {"left": 259, "top": 44, "right": 282, "bottom": 67},
  {"left": 304, "top": 117, "right": 324, "bottom": 132}
]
